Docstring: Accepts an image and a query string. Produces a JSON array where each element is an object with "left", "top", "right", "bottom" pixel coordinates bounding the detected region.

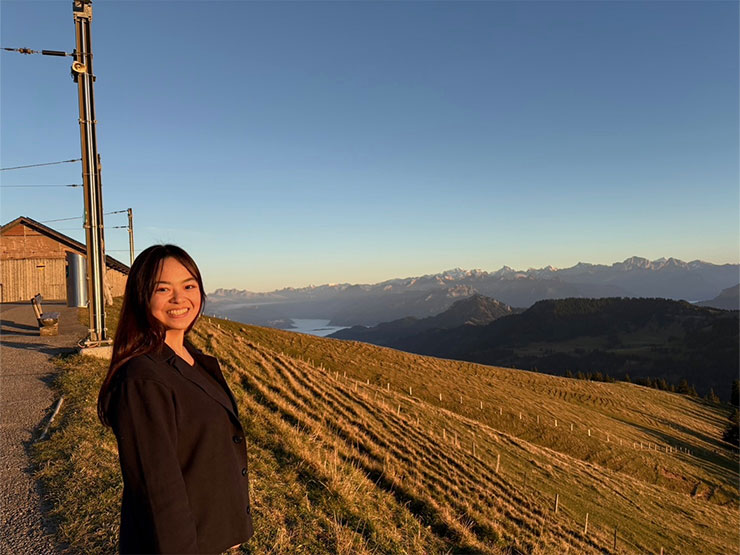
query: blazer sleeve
[{"left": 112, "top": 375, "right": 200, "bottom": 554}]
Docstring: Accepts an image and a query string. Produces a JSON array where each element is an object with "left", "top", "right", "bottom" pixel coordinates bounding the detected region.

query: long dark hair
[{"left": 97, "top": 244, "right": 206, "bottom": 426}]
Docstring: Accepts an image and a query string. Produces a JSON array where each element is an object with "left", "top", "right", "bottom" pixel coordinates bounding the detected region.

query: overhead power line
[
  {"left": 0, "top": 158, "right": 81, "bottom": 171},
  {"left": 2, "top": 47, "right": 74, "bottom": 57},
  {"left": 41, "top": 209, "right": 129, "bottom": 224},
  {"left": 0, "top": 184, "right": 82, "bottom": 188},
  {"left": 41, "top": 216, "right": 83, "bottom": 223}
]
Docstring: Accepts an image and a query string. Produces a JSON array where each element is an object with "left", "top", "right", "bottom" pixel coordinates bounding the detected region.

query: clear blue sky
[{"left": 1, "top": 0, "right": 738, "bottom": 292}]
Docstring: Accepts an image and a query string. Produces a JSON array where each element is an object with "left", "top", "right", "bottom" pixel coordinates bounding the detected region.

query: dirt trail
[{"left": 0, "top": 301, "right": 87, "bottom": 554}]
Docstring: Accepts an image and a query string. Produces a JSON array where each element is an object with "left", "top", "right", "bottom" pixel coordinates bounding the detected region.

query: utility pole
[
  {"left": 127, "top": 208, "right": 135, "bottom": 266},
  {"left": 72, "top": 0, "right": 110, "bottom": 347}
]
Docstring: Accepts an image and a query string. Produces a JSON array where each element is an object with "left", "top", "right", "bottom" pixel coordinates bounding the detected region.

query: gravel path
[{"left": 1, "top": 301, "right": 87, "bottom": 555}]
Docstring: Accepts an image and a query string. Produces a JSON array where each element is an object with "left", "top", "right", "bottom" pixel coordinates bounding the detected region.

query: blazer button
[
  {"left": 241, "top": 467, "right": 247, "bottom": 476},
  {"left": 233, "top": 435, "right": 243, "bottom": 443},
  {"left": 246, "top": 505, "right": 251, "bottom": 514}
]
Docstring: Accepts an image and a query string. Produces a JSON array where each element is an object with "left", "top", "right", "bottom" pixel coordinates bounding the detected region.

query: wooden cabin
[{"left": 0, "top": 216, "right": 129, "bottom": 303}]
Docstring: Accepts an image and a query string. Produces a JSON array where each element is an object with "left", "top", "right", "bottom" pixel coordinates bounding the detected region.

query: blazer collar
[{"left": 150, "top": 342, "right": 239, "bottom": 420}]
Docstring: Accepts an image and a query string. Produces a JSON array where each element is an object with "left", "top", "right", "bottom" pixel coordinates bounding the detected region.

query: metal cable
[
  {"left": 40, "top": 215, "right": 83, "bottom": 223},
  {"left": 41, "top": 209, "right": 129, "bottom": 224},
  {"left": 2, "top": 47, "right": 73, "bottom": 57},
  {"left": 0, "top": 184, "right": 82, "bottom": 188},
  {"left": 0, "top": 159, "right": 81, "bottom": 171}
]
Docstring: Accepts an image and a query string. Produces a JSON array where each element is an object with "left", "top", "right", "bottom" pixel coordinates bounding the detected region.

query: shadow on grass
[
  {"left": 624, "top": 418, "right": 739, "bottom": 499},
  {"left": 237, "top": 371, "right": 488, "bottom": 553}
]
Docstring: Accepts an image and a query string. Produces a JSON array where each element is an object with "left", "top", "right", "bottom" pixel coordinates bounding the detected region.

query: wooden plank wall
[
  {"left": 1, "top": 222, "right": 70, "bottom": 260},
  {"left": 0, "top": 258, "right": 67, "bottom": 302}
]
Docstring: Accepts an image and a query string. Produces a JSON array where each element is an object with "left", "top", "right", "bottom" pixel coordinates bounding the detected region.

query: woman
[{"left": 98, "top": 244, "right": 253, "bottom": 554}]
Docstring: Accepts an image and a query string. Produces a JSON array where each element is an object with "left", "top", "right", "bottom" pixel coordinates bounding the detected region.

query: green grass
[{"left": 32, "top": 306, "right": 740, "bottom": 554}]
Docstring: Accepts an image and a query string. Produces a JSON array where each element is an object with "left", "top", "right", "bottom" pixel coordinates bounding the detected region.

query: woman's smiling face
[{"left": 149, "top": 257, "right": 201, "bottom": 333}]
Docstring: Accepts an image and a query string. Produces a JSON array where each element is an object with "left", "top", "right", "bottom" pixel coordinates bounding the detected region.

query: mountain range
[
  {"left": 697, "top": 284, "right": 740, "bottom": 311},
  {"left": 330, "top": 294, "right": 517, "bottom": 345},
  {"left": 207, "top": 257, "right": 739, "bottom": 327},
  {"left": 332, "top": 296, "right": 738, "bottom": 400}
]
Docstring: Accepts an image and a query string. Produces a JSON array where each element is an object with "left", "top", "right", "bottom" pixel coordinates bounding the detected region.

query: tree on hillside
[
  {"left": 677, "top": 379, "right": 698, "bottom": 397},
  {"left": 706, "top": 389, "right": 720, "bottom": 404},
  {"left": 723, "top": 409, "right": 739, "bottom": 447}
]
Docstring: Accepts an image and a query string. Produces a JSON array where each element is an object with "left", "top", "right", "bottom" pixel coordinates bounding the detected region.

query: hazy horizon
[{"left": 207, "top": 254, "right": 740, "bottom": 294}]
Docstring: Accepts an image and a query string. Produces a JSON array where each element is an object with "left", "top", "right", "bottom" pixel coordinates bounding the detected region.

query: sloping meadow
[{"left": 34, "top": 314, "right": 738, "bottom": 554}]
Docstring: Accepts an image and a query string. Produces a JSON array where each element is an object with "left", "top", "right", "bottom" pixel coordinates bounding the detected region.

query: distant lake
[{"left": 289, "top": 319, "right": 347, "bottom": 337}]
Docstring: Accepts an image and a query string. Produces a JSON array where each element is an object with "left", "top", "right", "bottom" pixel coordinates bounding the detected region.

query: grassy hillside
[{"left": 34, "top": 307, "right": 739, "bottom": 554}]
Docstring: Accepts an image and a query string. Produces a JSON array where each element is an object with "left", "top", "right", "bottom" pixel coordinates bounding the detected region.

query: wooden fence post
[
  {"left": 495, "top": 453, "right": 500, "bottom": 473},
  {"left": 554, "top": 419, "right": 557, "bottom": 427},
  {"left": 460, "top": 394, "right": 463, "bottom": 404},
  {"left": 613, "top": 527, "right": 618, "bottom": 550},
  {"left": 443, "top": 428, "right": 446, "bottom": 441},
  {"left": 584, "top": 513, "right": 589, "bottom": 535},
  {"left": 570, "top": 423, "right": 573, "bottom": 432},
  {"left": 554, "top": 493, "right": 559, "bottom": 513},
  {"left": 439, "top": 393, "right": 442, "bottom": 402},
  {"left": 480, "top": 401, "right": 483, "bottom": 410},
  {"left": 409, "top": 386, "right": 412, "bottom": 396}
]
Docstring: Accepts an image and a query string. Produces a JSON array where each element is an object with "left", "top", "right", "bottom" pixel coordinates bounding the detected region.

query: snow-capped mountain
[{"left": 207, "top": 257, "right": 738, "bottom": 328}]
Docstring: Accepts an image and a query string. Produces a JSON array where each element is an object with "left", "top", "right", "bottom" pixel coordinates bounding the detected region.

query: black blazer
[{"left": 106, "top": 341, "right": 253, "bottom": 554}]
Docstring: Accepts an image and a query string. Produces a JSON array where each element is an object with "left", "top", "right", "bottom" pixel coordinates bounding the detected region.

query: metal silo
[{"left": 66, "top": 251, "right": 88, "bottom": 307}]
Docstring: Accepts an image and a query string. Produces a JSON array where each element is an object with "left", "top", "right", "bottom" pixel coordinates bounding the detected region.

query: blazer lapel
[
  {"left": 190, "top": 348, "right": 241, "bottom": 418},
  {"left": 154, "top": 343, "right": 239, "bottom": 421}
]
